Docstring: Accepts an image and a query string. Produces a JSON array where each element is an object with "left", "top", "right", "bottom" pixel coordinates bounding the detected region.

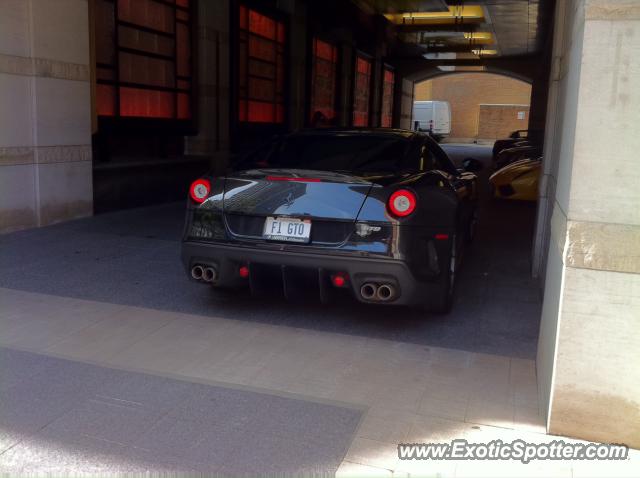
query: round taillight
[
  {"left": 388, "top": 189, "right": 417, "bottom": 217},
  {"left": 190, "top": 179, "right": 211, "bottom": 203}
]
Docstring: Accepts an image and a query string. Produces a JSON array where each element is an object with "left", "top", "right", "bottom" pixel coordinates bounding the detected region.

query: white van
[{"left": 411, "top": 101, "right": 451, "bottom": 139}]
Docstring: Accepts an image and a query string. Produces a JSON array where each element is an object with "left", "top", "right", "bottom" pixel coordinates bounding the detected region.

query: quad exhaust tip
[
  {"left": 376, "top": 284, "right": 395, "bottom": 301},
  {"left": 191, "top": 265, "right": 204, "bottom": 280},
  {"left": 360, "top": 282, "right": 396, "bottom": 302},
  {"left": 191, "top": 264, "right": 217, "bottom": 283},
  {"left": 360, "top": 283, "right": 377, "bottom": 300},
  {"left": 203, "top": 267, "right": 217, "bottom": 282}
]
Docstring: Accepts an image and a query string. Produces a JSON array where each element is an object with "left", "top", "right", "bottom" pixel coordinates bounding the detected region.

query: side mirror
[{"left": 462, "top": 157, "right": 483, "bottom": 172}]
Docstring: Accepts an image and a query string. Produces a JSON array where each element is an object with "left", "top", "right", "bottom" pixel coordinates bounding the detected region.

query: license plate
[{"left": 263, "top": 217, "right": 311, "bottom": 243}]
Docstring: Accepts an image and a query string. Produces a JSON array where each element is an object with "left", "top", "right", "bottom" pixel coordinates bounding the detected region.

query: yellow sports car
[{"left": 489, "top": 157, "right": 541, "bottom": 201}]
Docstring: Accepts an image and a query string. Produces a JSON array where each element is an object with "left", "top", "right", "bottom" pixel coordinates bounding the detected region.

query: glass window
[
  {"left": 238, "top": 5, "right": 286, "bottom": 124},
  {"left": 238, "top": 134, "right": 411, "bottom": 173},
  {"left": 424, "top": 137, "right": 459, "bottom": 175},
  {"left": 309, "top": 38, "right": 338, "bottom": 125},
  {"left": 95, "top": 0, "right": 194, "bottom": 120},
  {"left": 352, "top": 55, "right": 372, "bottom": 127}
]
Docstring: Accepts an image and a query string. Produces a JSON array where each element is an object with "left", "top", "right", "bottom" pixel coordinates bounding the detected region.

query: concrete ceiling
[{"left": 356, "top": 0, "right": 554, "bottom": 59}]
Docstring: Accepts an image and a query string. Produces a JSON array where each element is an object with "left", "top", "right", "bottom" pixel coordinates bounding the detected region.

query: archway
[{"left": 414, "top": 71, "right": 532, "bottom": 142}]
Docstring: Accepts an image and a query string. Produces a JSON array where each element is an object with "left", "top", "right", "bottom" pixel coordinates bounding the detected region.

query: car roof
[{"left": 288, "top": 127, "right": 419, "bottom": 140}]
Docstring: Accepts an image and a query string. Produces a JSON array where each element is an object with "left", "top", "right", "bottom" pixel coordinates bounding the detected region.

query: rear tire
[
  {"left": 465, "top": 209, "right": 478, "bottom": 244},
  {"left": 428, "top": 236, "right": 457, "bottom": 314}
]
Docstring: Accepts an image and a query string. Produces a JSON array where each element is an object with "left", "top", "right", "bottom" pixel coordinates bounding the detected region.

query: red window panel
[
  {"left": 309, "top": 38, "right": 338, "bottom": 123},
  {"left": 119, "top": 52, "right": 174, "bottom": 88},
  {"left": 315, "top": 39, "right": 336, "bottom": 62},
  {"left": 120, "top": 87, "right": 174, "bottom": 118},
  {"left": 352, "top": 55, "right": 372, "bottom": 127},
  {"left": 247, "top": 101, "right": 277, "bottom": 123},
  {"left": 118, "top": 0, "right": 174, "bottom": 34},
  {"left": 177, "top": 93, "right": 190, "bottom": 119},
  {"left": 357, "top": 57, "right": 371, "bottom": 75},
  {"left": 239, "top": 5, "right": 248, "bottom": 29},
  {"left": 249, "top": 9, "right": 277, "bottom": 39},
  {"left": 249, "top": 36, "right": 277, "bottom": 62},
  {"left": 118, "top": 25, "right": 174, "bottom": 57},
  {"left": 238, "top": 5, "right": 286, "bottom": 124},
  {"left": 249, "top": 60, "right": 276, "bottom": 78},
  {"left": 176, "top": 22, "right": 190, "bottom": 77},
  {"left": 381, "top": 68, "right": 395, "bottom": 128},
  {"left": 95, "top": 0, "right": 193, "bottom": 121},
  {"left": 249, "top": 77, "right": 277, "bottom": 102}
]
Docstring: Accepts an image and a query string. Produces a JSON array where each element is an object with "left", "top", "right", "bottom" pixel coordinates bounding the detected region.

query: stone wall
[
  {"left": 0, "top": 0, "right": 93, "bottom": 232},
  {"left": 536, "top": 0, "right": 640, "bottom": 449}
]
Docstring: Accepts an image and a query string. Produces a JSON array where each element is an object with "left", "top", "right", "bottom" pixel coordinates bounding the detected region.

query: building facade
[
  {"left": 0, "top": 0, "right": 639, "bottom": 451},
  {"left": 1, "top": 0, "right": 413, "bottom": 230}
]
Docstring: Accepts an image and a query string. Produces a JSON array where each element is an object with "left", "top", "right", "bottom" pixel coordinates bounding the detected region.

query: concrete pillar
[
  {"left": 398, "top": 78, "right": 414, "bottom": 130},
  {"left": 0, "top": 0, "right": 93, "bottom": 233},
  {"left": 338, "top": 44, "right": 354, "bottom": 127},
  {"left": 532, "top": 0, "right": 567, "bottom": 284},
  {"left": 527, "top": 66, "right": 551, "bottom": 142},
  {"left": 369, "top": 17, "right": 387, "bottom": 127},
  {"left": 184, "top": 0, "right": 230, "bottom": 172},
  {"left": 537, "top": 0, "right": 640, "bottom": 448},
  {"left": 281, "top": 0, "right": 307, "bottom": 130}
]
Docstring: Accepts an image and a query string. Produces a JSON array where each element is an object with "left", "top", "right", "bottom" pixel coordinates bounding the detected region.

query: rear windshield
[{"left": 237, "top": 135, "right": 412, "bottom": 172}]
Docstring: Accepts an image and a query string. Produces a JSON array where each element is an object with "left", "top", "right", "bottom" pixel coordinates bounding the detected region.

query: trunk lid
[{"left": 223, "top": 169, "right": 374, "bottom": 220}]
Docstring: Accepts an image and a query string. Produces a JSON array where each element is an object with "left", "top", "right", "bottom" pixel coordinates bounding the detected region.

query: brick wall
[
  {"left": 478, "top": 104, "right": 530, "bottom": 139},
  {"left": 414, "top": 73, "right": 531, "bottom": 140}
]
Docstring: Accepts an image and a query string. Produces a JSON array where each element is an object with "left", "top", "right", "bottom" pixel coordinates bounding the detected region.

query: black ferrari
[{"left": 181, "top": 128, "right": 480, "bottom": 312}]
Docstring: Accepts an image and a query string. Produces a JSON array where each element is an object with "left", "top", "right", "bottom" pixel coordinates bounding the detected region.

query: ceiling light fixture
[{"left": 384, "top": 6, "right": 485, "bottom": 25}]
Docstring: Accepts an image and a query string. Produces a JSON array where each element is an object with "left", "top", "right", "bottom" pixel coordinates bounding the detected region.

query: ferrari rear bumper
[{"left": 182, "top": 241, "right": 440, "bottom": 306}]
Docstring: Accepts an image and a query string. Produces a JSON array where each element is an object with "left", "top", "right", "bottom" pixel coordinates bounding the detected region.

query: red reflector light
[
  {"left": 239, "top": 266, "right": 250, "bottom": 278},
  {"left": 388, "top": 189, "right": 417, "bottom": 217},
  {"left": 266, "top": 176, "right": 321, "bottom": 182},
  {"left": 331, "top": 273, "right": 347, "bottom": 288},
  {"left": 435, "top": 233, "right": 449, "bottom": 240},
  {"left": 189, "top": 178, "right": 211, "bottom": 203}
]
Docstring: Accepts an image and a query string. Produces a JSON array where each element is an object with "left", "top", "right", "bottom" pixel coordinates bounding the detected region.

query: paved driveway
[{"left": 0, "top": 145, "right": 540, "bottom": 359}]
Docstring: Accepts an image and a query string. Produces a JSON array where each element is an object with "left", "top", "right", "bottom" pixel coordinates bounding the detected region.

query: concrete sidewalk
[{"left": 1, "top": 288, "right": 638, "bottom": 476}]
